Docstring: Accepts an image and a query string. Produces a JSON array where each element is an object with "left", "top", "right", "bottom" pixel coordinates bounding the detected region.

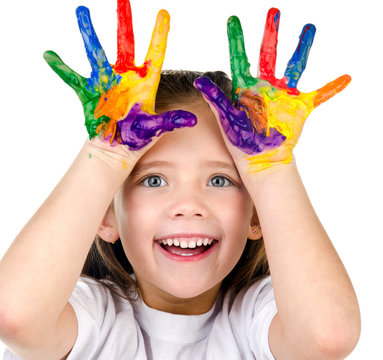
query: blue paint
[
  {"left": 273, "top": 11, "right": 280, "bottom": 31},
  {"left": 284, "top": 24, "right": 316, "bottom": 88},
  {"left": 76, "top": 6, "right": 121, "bottom": 92}
]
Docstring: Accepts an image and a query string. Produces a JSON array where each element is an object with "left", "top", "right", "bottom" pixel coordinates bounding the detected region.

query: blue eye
[
  {"left": 208, "top": 176, "right": 232, "bottom": 187},
  {"left": 141, "top": 175, "right": 167, "bottom": 187}
]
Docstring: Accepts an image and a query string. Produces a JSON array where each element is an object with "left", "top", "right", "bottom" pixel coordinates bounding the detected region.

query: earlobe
[
  {"left": 248, "top": 206, "right": 263, "bottom": 240},
  {"left": 248, "top": 224, "right": 263, "bottom": 240},
  {"left": 97, "top": 204, "right": 120, "bottom": 244}
]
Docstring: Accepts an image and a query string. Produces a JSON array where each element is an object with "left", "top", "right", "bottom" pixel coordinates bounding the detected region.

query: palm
[
  {"left": 44, "top": 1, "right": 195, "bottom": 150},
  {"left": 196, "top": 8, "right": 350, "bottom": 170}
]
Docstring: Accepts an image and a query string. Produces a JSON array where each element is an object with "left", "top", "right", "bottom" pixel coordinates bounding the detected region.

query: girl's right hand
[{"left": 44, "top": 0, "right": 196, "bottom": 169}]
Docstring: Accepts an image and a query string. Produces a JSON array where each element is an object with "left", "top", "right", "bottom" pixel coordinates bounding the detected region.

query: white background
[{"left": 0, "top": 0, "right": 382, "bottom": 358}]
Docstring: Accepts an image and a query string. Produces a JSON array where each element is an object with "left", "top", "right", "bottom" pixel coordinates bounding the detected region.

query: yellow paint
[
  {"left": 94, "top": 9, "right": 170, "bottom": 142},
  {"left": 237, "top": 73, "right": 351, "bottom": 173}
]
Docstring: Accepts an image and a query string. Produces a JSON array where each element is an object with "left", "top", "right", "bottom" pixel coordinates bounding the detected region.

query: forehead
[{"left": 139, "top": 101, "right": 234, "bottom": 166}]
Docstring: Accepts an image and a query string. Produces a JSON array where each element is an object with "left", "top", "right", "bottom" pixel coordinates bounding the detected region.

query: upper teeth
[{"left": 160, "top": 238, "right": 213, "bottom": 248}]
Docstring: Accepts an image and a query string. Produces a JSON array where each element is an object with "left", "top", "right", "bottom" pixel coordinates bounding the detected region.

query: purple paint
[
  {"left": 194, "top": 77, "right": 285, "bottom": 155},
  {"left": 116, "top": 103, "right": 197, "bottom": 150}
]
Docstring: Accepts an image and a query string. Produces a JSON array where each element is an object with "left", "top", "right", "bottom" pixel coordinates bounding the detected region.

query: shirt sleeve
[
  {"left": 67, "top": 277, "right": 137, "bottom": 360},
  {"left": 2, "top": 278, "right": 124, "bottom": 360},
  {"left": 230, "top": 276, "right": 277, "bottom": 359},
  {"left": 248, "top": 278, "right": 277, "bottom": 359},
  {"left": 2, "top": 349, "right": 20, "bottom": 360}
]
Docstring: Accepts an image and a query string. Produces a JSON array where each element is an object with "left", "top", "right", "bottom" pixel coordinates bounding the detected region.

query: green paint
[
  {"left": 43, "top": 50, "right": 110, "bottom": 138},
  {"left": 227, "top": 16, "right": 257, "bottom": 99}
]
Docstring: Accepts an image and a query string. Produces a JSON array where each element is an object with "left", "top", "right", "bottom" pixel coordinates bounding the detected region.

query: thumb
[
  {"left": 194, "top": 77, "right": 253, "bottom": 148},
  {"left": 194, "top": 77, "right": 286, "bottom": 155},
  {"left": 156, "top": 109, "right": 197, "bottom": 136},
  {"left": 117, "top": 104, "right": 196, "bottom": 150}
]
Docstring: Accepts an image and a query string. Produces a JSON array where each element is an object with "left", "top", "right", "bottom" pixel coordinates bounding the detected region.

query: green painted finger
[
  {"left": 227, "top": 16, "right": 253, "bottom": 95},
  {"left": 43, "top": 50, "right": 91, "bottom": 103}
]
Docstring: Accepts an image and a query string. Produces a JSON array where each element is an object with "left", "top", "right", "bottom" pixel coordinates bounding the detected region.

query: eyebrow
[
  {"left": 130, "top": 160, "right": 238, "bottom": 177},
  {"left": 130, "top": 161, "right": 174, "bottom": 177},
  {"left": 204, "top": 160, "right": 238, "bottom": 172}
]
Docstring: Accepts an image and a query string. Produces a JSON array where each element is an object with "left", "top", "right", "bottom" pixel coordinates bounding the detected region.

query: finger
[
  {"left": 227, "top": 16, "right": 252, "bottom": 91},
  {"left": 258, "top": 8, "right": 280, "bottom": 80},
  {"left": 117, "top": 104, "right": 197, "bottom": 149},
  {"left": 284, "top": 24, "right": 316, "bottom": 88},
  {"left": 312, "top": 74, "right": 351, "bottom": 107},
  {"left": 158, "top": 110, "right": 198, "bottom": 134},
  {"left": 43, "top": 50, "right": 90, "bottom": 102},
  {"left": 144, "top": 9, "right": 170, "bottom": 72},
  {"left": 194, "top": 76, "right": 253, "bottom": 140},
  {"left": 114, "top": 0, "right": 135, "bottom": 72},
  {"left": 195, "top": 77, "right": 285, "bottom": 154},
  {"left": 194, "top": 76, "right": 246, "bottom": 129},
  {"left": 76, "top": 6, "right": 113, "bottom": 76}
]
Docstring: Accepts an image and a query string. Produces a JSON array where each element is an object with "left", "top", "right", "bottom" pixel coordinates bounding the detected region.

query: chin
[{"left": 161, "top": 279, "right": 221, "bottom": 301}]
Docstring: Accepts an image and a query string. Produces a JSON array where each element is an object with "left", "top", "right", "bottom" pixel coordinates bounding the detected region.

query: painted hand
[
  {"left": 195, "top": 8, "right": 350, "bottom": 172},
  {"left": 44, "top": 0, "right": 196, "bottom": 150}
]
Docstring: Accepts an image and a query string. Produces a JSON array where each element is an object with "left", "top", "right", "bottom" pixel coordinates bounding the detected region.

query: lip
[
  {"left": 154, "top": 237, "right": 218, "bottom": 262},
  {"left": 155, "top": 233, "right": 219, "bottom": 242}
]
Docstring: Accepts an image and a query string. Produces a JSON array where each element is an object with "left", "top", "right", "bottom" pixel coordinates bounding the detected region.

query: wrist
[
  {"left": 240, "top": 159, "right": 300, "bottom": 199},
  {"left": 79, "top": 140, "right": 136, "bottom": 188}
]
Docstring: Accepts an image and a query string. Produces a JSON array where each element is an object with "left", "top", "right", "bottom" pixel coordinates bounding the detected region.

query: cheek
[
  {"left": 216, "top": 189, "right": 253, "bottom": 240},
  {"left": 119, "top": 188, "right": 161, "bottom": 223},
  {"left": 116, "top": 190, "right": 159, "bottom": 246}
]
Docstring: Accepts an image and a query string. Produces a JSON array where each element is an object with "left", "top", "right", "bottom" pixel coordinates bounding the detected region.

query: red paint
[
  {"left": 113, "top": 0, "right": 151, "bottom": 77},
  {"left": 257, "top": 8, "right": 300, "bottom": 95},
  {"left": 258, "top": 8, "right": 280, "bottom": 81},
  {"left": 113, "top": 58, "right": 151, "bottom": 78},
  {"left": 114, "top": 0, "right": 135, "bottom": 72}
]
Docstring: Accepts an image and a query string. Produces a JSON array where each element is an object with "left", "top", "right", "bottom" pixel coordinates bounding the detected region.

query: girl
[{"left": 0, "top": 1, "right": 360, "bottom": 359}]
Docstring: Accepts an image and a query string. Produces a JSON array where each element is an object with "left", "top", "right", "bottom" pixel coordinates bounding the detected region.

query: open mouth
[{"left": 155, "top": 236, "right": 218, "bottom": 260}]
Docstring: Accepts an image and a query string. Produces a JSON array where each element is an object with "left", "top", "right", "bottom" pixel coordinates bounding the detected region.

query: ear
[
  {"left": 97, "top": 203, "right": 120, "bottom": 244},
  {"left": 247, "top": 224, "right": 263, "bottom": 240},
  {"left": 247, "top": 206, "right": 263, "bottom": 240}
]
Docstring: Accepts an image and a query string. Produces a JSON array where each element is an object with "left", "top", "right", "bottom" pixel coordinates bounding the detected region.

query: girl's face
[{"left": 113, "top": 101, "right": 255, "bottom": 314}]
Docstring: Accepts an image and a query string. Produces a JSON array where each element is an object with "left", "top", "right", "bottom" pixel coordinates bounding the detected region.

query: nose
[{"left": 168, "top": 186, "right": 209, "bottom": 219}]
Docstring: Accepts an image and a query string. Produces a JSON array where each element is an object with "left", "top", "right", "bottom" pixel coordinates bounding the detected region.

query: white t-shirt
[{"left": 3, "top": 276, "right": 277, "bottom": 360}]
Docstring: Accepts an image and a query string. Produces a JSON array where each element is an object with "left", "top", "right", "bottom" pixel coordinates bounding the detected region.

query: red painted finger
[
  {"left": 258, "top": 8, "right": 280, "bottom": 81},
  {"left": 114, "top": 0, "right": 135, "bottom": 72}
]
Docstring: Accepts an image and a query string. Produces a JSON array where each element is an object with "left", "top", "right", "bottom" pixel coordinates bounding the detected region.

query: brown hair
[{"left": 81, "top": 70, "right": 269, "bottom": 300}]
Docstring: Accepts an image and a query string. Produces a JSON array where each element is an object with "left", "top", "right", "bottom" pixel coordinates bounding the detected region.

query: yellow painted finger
[{"left": 145, "top": 10, "right": 170, "bottom": 72}]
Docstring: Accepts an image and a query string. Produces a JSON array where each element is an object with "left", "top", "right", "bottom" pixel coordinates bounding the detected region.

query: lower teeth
[{"left": 161, "top": 243, "right": 212, "bottom": 256}]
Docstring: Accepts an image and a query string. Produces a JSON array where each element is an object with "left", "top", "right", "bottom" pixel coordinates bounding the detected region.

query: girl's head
[{"left": 83, "top": 71, "right": 269, "bottom": 311}]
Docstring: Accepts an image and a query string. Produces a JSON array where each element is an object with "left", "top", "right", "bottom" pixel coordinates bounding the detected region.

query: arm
[
  {"left": 0, "top": 1, "right": 195, "bottom": 359},
  {"left": 195, "top": 8, "right": 360, "bottom": 359},
  {"left": 0, "top": 142, "right": 132, "bottom": 360},
  {"left": 247, "top": 165, "right": 360, "bottom": 360}
]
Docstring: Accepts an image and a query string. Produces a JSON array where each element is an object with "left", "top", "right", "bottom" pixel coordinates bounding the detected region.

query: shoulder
[
  {"left": 226, "top": 275, "right": 275, "bottom": 312},
  {"left": 216, "top": 276, "right": 277, "bottom": 359},
  {"left": 66, "top": 277, "right": 140, "bottom": 359},
  {"left": 69, "top": 276, "right": 134, "bottom": 322}
]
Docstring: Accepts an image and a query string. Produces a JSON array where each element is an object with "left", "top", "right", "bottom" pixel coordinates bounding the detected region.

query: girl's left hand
[{"left": 195, "top": 8, "right": 350, "bottom": 173}]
